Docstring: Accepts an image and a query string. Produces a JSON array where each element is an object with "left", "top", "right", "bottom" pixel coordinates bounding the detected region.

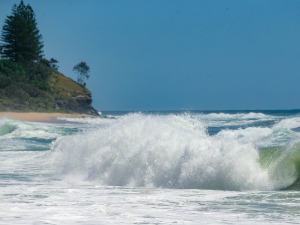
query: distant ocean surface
[{"left": 1, "top": 110, "right": 300, "bottom": 224}]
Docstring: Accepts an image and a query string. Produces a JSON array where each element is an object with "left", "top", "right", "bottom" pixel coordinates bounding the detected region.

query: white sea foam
[
  {"left": 216, "top": 127, "right": 273, "bottom": 144},
  {"left": 200, "top": 112, "right": 268, "bottom": 120},
  {"left": 52, "top": 113, "right": 271, "bottom": 191},
  {"left": 190, "top": 112, "right": 275, "bottom": 127},
  {"left": 2, "top": 113, "right": 300, "bottom": 224},
  {"left": 273, "top": 116, "right": 300, "bottom": 130}
]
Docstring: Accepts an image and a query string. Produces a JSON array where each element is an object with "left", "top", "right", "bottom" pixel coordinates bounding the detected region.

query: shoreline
[{"left": 0, "top": 112, "right": 99, "bottom": 122}]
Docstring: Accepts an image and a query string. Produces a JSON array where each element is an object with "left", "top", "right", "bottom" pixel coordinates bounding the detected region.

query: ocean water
[{"left": 1, "top": 110, "right": 300, "bottom": 224}]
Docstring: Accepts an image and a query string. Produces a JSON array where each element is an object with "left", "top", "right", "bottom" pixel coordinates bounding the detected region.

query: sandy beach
[{"left": 0, "top": 112, "right": 98, "bottom": 122}]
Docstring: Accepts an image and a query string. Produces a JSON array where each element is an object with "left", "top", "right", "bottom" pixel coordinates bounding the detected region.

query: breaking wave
[
  {"left": 52, "top": 113, "right": 280, "bottom": 191},
  {"left": 0, "top": 120, "right": 17, "bottom": 136}
]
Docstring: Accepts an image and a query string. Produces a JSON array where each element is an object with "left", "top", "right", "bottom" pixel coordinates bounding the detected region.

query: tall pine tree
[{"left": 1, "top": 0, "right": 44, "bottom": 62}]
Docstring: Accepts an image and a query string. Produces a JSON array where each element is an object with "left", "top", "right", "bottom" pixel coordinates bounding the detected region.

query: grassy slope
[{"left": 0, "top": 61, "right": 97, "bottom": 115}]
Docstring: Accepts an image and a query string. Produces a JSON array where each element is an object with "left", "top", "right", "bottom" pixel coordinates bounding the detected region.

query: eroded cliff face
[
  {"left": 48, "top": 72, "right": 99, "bottom": 115},
  {"left": 53, "top": 91, "right": 98, "bottom": 115}
]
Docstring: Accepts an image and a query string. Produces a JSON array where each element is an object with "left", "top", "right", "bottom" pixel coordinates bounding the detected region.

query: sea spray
[
  {"left": 3, "top": 111, "right": 300, "bottom": 224},
  {"left": 52, "top": 113, "right": 271, "bottom": 190}
]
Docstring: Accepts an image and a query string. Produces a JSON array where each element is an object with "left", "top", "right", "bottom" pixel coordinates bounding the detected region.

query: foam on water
[
  {"left": 2, "top": 112, "right": 300, "bottom": 224},
  {"left": 0, "top": 118, "right": 83, "bottom": 152},
  {"left": 52, "top": 113, "right": 273, "bottom": 191},
  {"left": 273, "top": 116, "right": 300, "bottom": 130}
]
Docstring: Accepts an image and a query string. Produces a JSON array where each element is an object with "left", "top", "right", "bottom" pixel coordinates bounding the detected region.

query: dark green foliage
[
  {"left": 0, "top": 59, "right": 26, "bottom": 88},
  {"left": 73, "top": 61, "right": 90, "bottom": 86},
  {"left": 0, "top": 74, "right": 11, "bottom": 88},
  {"left": 0, "top": 59, "right": 50, "bottom": 93},
  {"left": 25, "top": 62, "right": 51, "bottom": 90},
  {"left": 1, "top": 0, "right": 43, "bottom": 62},
  {"left": 40, "top": 58, "right": 59, "bottom": 70}
]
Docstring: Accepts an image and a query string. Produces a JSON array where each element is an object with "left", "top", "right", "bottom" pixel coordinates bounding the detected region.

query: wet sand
[{"left": 0, "top": 112, "right": 98, "bottom": 122}]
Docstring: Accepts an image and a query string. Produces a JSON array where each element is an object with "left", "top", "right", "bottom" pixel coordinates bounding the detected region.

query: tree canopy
[
  {"left": 73, "top": 61, "right": 90, "bottom": 86},
  {"left": 1, "top": 0, "right": 44, "bottom": 62}
]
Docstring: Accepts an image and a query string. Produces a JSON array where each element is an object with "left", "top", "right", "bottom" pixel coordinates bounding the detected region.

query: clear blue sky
[{"left": 1, "top": 0, "right": 300, "bottom": 111}]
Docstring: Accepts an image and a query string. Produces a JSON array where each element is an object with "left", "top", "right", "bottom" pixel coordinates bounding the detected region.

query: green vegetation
[
  {"left": 0, "top": 59, "right": 97, "bottom": 114},
  {"left": 73, "top": 61, "right": 90, "bottom": 86},
  {"left": 1, "top": 0, "right": 43, "bottom": 62},
  {"left": 0, "top": 1, "right": 97, "bottom": 115}
]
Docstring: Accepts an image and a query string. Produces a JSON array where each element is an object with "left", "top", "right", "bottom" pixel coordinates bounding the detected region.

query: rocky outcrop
[
  {"left": 49, "top": 72, "right": 99, "bottom": 115},
  {"left": 54, "top": 93, "right": 98, "bottom": 115}
]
